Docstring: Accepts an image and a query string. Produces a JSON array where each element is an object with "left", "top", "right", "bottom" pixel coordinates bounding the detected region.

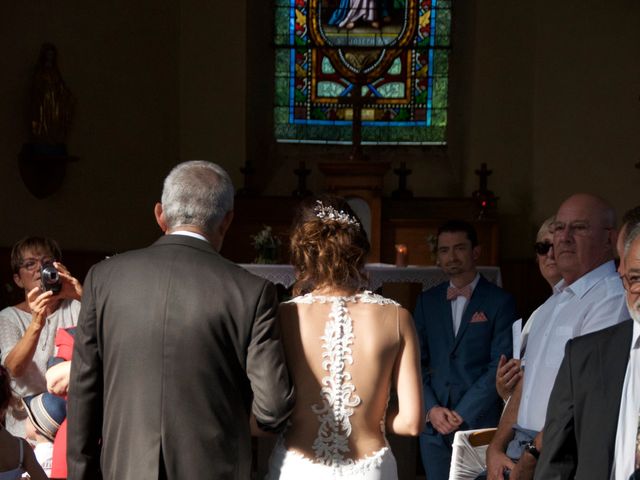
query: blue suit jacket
[{"left": 414, "top": 275, "right": 517, "bottom": 432}]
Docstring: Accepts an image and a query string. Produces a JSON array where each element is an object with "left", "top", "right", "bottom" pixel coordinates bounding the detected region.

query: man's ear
[
  {"left": 210, "top": 210, "right": 235, "bottom": 252},
  {"left": 218, "top": 210, "right": 234, "bottom": 238},
  {"left": 13, "top": 273, "right": 24, "bottom": 289},
  {"left": 154, "top": 203, "right": 168, "bottom": 233},
  {"left": 472, "top": 245, "right": 482, "bottom": 262}
]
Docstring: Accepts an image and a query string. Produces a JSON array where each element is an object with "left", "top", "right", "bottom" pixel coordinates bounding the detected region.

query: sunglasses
[{"left": 534, "top": 242, "right": 553, "bottom": 255}]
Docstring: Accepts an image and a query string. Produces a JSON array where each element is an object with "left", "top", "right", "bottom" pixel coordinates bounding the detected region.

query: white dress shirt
[
  {"left": 518, "top": 261, "right": 627, "bottom": 431},
  {"left": 170, "top": 230, "right": 209, "bottom": 242},
  {"left": 611, "top": 320, "right": 640, "bottom": 480},
  {"left": 450, "top": 274, "right": 480, "bottom": 336}
]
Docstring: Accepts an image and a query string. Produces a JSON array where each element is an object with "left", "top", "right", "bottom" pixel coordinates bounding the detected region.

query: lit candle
[{"left": 395, "top": 244, "right": 408, "bottom": 267}]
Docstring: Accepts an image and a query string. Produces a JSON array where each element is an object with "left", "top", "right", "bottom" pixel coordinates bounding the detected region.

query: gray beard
[{"left": 626, "top": 297, "right": 640, "bottom": 324}]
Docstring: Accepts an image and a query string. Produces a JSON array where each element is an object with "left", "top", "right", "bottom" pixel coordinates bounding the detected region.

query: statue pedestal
[
  {"left": 319, "top": 161, "right": 390, "bottom": 262},
  {"left": 18, "top": 143, "right": 76, "bottom": 199}
]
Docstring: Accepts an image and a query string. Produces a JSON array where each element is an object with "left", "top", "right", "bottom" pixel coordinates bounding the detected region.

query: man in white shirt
[
  {"left": 534, "top": 215, "right": 640, "bottom": 479},
  {"left": 485, "top": 193, "right": 628, "bottom": 480}
]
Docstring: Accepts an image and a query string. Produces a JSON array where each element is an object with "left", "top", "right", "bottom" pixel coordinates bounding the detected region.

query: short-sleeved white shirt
[{"left": 518, "top": 261, "right": 627, "bottom": 431}]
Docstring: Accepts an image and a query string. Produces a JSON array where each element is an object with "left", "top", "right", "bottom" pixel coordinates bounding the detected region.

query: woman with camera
[{"left": 0, "top": 237, "right": 82, "bottom": 438}]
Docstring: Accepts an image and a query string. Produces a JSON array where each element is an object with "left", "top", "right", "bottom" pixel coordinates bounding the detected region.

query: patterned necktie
[{"left": 446, "top": 285, "right": 472, "bottom": 301}]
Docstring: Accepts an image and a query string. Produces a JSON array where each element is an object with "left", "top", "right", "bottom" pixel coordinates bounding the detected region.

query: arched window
[{"left": 274, "top": 0, "right": 451, "bottom": 145}]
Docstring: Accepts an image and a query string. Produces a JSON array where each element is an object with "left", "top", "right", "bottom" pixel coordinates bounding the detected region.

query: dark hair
[
  {"left": 437, "top": 220, "right": 478, "bottom": 248},
  {"left": 289, "top": 195, "right": 370, "bottom": 296},
  {"left": 0, "top": 365, "right": 15, "bottom": 422},
  {"left": 10, "top": 236, "right": 62, "bottom": 273}
]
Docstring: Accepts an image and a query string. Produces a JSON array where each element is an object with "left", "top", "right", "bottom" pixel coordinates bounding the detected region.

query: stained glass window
[{"left": 274, "top": 0, "right": 451, "bottom": 145}]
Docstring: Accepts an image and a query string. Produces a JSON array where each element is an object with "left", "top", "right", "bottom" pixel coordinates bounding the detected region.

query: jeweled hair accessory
[{"left": 314, "top": 200, "right": 360, "bottom": 228}]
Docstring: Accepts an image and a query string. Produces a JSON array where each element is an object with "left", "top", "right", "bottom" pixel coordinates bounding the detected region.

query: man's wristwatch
[{"left": 524, "top": 440, "right": 540, "bottom": 460}]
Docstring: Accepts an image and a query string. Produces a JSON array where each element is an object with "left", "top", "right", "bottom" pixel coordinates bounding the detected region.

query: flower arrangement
[{"left": 251, "top": 225, "right": 282, "bottom": 264}]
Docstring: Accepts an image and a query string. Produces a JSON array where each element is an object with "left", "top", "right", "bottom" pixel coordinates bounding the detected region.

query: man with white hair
[
  {"left": 535, "top": 217, "right": 640, "bottom": 479},
  {"left": 67, "top": 161, "right": 294, "bottom": 480}
]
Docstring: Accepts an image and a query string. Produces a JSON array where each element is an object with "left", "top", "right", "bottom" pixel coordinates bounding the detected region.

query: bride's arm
[{"left": 386, "top": 307, "right": 424, "bottom": 436}]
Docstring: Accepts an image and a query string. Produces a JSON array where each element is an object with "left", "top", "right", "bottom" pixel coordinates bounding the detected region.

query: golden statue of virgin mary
[{"left": 29, "top": 43, "right": 74, "bottom": 146}]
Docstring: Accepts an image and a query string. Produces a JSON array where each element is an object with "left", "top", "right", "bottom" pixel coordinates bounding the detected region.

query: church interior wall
[
  {"left": 0, "top": 0, "right": 637, "bottom": 264},
  {"left": 0, "top": 1, "right": 180, "bottom": 253}
]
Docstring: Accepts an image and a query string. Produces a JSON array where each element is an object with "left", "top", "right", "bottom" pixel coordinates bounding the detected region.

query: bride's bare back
[{"left": 279, "top": 291, "right": 423, "bottom": 465}]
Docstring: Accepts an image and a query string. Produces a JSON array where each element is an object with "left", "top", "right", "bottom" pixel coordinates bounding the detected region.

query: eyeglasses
[
  {"left": 534, "top": 242, "right": 553, "bottom": 255},
  {"left": 621, "top": 273, "right": 640, "bottom": 294},
  {"left": 19, "top": 256, "right": 54, "bottom": 272},
  {"left": 550, "top": 221, "right": 612, "bottom": 237}
]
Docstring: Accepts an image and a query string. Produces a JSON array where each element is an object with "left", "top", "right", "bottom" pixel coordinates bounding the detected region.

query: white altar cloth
[{"left": 240, "top": 263, "right": 502, "bottom": 291}]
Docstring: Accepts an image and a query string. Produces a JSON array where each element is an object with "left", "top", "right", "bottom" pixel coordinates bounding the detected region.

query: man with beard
[
  {"left": 414, "top": 220, "right": 517, "bottom": 480},
  {"left": 534, "top": 217, "right": 640, "bottom": 479}
]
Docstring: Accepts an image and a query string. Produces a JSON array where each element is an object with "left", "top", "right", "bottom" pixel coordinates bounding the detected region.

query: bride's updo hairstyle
[{"left": 290, "top": 195, "right": 370, "bottom": 295}]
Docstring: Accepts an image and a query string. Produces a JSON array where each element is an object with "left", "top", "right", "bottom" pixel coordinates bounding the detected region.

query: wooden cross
[
  {"left": 474, "top": 162, "right": 492, "bottom": 194},
  {"left": 392, "top": 161, "right": 413, "bottom": 198},
  {"left": 337, "top": 76, "right": 368, "bottom": 162},
  {"left": 292, "top": 160, "right": 312, "bottom": 197}
]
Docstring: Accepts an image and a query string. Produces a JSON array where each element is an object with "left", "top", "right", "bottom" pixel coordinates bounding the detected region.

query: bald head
[{"left": 552, "top": 193, "right": 617, "bottom": 284}]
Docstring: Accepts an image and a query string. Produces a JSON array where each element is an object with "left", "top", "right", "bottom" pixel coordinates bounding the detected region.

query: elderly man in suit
[
  {"left": 67, "top": 161, "right": 295, "bottom": 480},
  {"left": 414, "top": 220, "right": 517, "bottom": 480},
  {"left": 534, "top": 211, "right": 640, "bottom": 479}
]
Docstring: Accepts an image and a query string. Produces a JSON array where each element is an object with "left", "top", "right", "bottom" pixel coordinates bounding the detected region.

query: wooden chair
[{"left": 448, "top": 428, "right": 497, "bottom": 480}]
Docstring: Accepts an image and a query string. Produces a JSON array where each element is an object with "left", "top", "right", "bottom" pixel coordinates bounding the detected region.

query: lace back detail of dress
[{"left": 288, "top": 291, "right": 399, "bottom": 467}]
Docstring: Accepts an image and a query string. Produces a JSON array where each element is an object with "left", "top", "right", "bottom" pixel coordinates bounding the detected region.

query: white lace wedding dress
[{"left": 266, "top": 291, "right": 401, "bottom": 480}]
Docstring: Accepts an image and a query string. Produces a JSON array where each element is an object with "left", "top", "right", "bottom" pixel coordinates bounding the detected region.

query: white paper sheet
[{"left": 512, "top": 318, "right": 523, "bottom": 360}]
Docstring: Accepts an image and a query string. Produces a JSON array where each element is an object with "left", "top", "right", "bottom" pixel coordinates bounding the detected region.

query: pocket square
[{"left": 470, "top": 311, "right": 488, "bottom": 323}]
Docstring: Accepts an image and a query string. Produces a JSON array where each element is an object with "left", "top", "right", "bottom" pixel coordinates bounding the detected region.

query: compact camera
[{"left": 40, "top": 261, "right": 62, "bottom": 294}]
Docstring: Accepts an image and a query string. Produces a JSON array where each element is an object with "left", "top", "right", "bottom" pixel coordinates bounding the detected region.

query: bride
[{"left": 266, "top": 196, "right": 424, "bottom": 479}]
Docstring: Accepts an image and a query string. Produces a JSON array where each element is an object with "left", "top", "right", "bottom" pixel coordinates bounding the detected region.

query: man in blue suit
[{"left": 414, "top": 220, "right": 517, "bottom": 480}]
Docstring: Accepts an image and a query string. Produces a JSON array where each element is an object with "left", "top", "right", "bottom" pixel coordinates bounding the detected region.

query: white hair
[
  {"left": 161, "top": 161, "right": 234, "bottom": 234},
  {"left": 536, "top": 216, "right": 555, "bottom": 242},
  {"left": 624, "top": 222, "right": 640, "bottom": 257}
]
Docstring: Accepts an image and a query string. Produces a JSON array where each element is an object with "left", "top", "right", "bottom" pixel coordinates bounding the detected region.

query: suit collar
[
  {"left": 599, "top": 320, "right": 633, "bottom": 471},
  {"left": 152, "top": 234, "right": 218, "bottom": 255},
  {"left": 633, "top": 318, "right": 640, "bottom": 350},
  {"left": 169, "top": 230, "right": 209, "bottom": 243}
]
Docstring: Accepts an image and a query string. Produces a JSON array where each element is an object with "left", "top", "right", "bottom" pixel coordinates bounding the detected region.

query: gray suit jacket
[
  {"left": 67, "top": 235, "right": 294, "bottom": 480},
  {"left": 535, "top": 319, "right": 632, "bottom": 479}
]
